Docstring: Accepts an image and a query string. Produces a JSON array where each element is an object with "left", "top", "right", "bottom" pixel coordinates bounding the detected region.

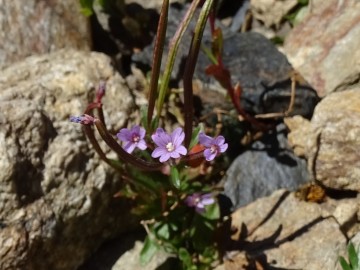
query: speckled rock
[
  {"left": 286, "top": 88, "right": 360, "bottom": 191},
  {"left": 284, "top": 0, "right": 360, "bottom": 96},
  {"left": 250, "top": 0, "right": 297, "bottom": 27},
  {"left": 227, "top": 189, "right": 348, "bottom": 270},
  {"left": 0, "top": 0, "right": 91, "bottom": 69},
  {"left": 0, "top": 49, "right": 137, "bottom": 270}
]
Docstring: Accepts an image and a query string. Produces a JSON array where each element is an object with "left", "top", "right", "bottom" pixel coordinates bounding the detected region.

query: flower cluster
[{"left": 116, "top": 125, "right": 228, "bottom": 163}]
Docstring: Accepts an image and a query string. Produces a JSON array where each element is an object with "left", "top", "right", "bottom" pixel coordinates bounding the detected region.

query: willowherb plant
[{"left": 72, "top": 0, "right": 230, "bottom": 268}]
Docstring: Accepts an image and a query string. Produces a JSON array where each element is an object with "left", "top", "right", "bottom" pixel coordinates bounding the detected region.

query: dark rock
[
  {"left": 222, "top": 124, "right": 309, "bottom": 209},
  {"left": 132, "top": 5, "right": 319, "bottom": 118}
]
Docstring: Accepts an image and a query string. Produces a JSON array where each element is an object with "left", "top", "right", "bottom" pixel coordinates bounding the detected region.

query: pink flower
[
  {"left": 185, "top": 193, "right": 215, "bottom": 213},
  {"left": 151, "top": 128, "right": 187, "bottom": 163},
  {"left": 117, "top": 125, "right": 147, "bottom": 154},
  {"left": 198, "top": 133, "right": 228, "bottom": 161}
]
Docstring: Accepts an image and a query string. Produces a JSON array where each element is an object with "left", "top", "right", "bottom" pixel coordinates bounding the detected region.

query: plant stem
[
  {"left": 147, "top": 0, "right": 169, "bottom": 129},
  {"left": 183, "top": 0, "right": 215, "bottom": 148}
]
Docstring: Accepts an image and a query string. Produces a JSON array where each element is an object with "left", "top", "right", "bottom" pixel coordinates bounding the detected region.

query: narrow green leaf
[
  {"left": 170, "top": 166, "right": 181, "bottom": 188},
  {"left": 348, "top": 243, "right": 359, "bottom": 268},
  {"left": 188, "top": 125, "right": 202, "bottom": 150},
  {"left": 339, "top": 256, "right": 352, "bottom": 270},
  {"left": 140, "top": 236, "right": 159, "bottom": 265},
  {"left": 156, "top": 0, "right": 202, "bottom": 118}
]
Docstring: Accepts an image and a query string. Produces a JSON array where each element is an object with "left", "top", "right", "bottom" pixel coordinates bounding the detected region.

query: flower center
[
  {"left": 210, "top": 145, "right": 217, "bottom": 153},
  {"left": 132, "top": 134, "right": 140, "bottom": 143},
  {"left": 166, "top": 142, "right": 175, "bottom": 152}
]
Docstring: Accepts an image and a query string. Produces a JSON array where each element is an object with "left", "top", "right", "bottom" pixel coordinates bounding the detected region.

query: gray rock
[
  {"left": 0, "top": 0, "right": 91, "bottom": 69},
  {"left": 227, "top": 189, "right": 348, "bottom": 270},
  {"left": 284, "top": 0, "right": 360, "bottom": 96},
  {"left": 223, "top": 124, "right": 309, "bottom": 209},
  {"left": 0, "top": 49, "right": 138, "bottom": 270}
]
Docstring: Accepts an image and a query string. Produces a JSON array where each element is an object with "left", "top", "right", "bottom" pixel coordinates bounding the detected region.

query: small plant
[
  {"left": 339, "top": 242, "right": 360, "bottom": 270},
  {"left": 72, "top": 0, "right": 232, "bottom": 268}
]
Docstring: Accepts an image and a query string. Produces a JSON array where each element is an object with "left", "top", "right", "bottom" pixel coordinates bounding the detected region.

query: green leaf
[
  {"left": 156, "top": 223, "right": 170, "bottom": 240},
  {"left": 79, "top": 0, "right": 94, "bottom": 16},
  {"left": 339, "top": 256, "right": 352, "bottom": 270},
  {"left": 348, "top": 243, "right": 359, "bottom": 268},
  {"left": 140, "top": 236, "right": 159, "bottom": 265},
  {"left": 188, "top": 125, "right": 202, "bottom": 150},
  {"left": 127, "top": 166, "right": 161, "bottom": 193},
  {"left": 202, "top": 200, "right": 220, "bottom": 220},
  {"left": 156, "top": 0, "right": 202, "bottom": 118},
  {"left": 170, "top": 167, "right": 181, "bottom": 188},
  {"left": 178, "top": 247, "right": 192, "bottom": 268}
]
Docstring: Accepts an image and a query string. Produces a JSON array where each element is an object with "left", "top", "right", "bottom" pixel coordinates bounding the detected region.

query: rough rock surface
[
  {"left": 286, "top": 88, "right": 360, "bottom": 191},
  {"left": 0, "top": 49, "right": 137, "bottom": 270},
  {"left": 223, "top": 124, "right": 309, "bottom": 209},
  {"left": 250, "top": 0, "right": 297, "bottom": 27},
  {"left": 0, "top": 0, "right": 91, "bottom": 69},
  {"left": 228, "top": 189, "right": 349, "bottom": 270},
  {"left": 284, "top": 0, "right": 360, "bottom": 96}
]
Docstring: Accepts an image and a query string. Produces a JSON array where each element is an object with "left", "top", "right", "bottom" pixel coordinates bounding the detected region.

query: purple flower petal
[
  {"left": 116, "top": 125, "right": 147, "bottom": 154},
  {"left": 204, "top": 148, "right": 216, "bottom": 161},
  {"left": 151, "top": 127, "right": 187, "bottom": 163},
  {"left": 185, "top": 193, "right": 215, "bottom": 214},
  {"left": 175, "top": 145, "right": 187, "bottom": 156},
  {"left": 117, "top": 129, "right": 131, "bottom": 141},
  {"left": 169, "top": 151, "right": 180, "bottom": 159},
  {"left": 159, "top": 152, "right": 171, "bottom": 162},
  {"left": 171, "top": 127, "right": 185, "bottom": 147},
  {"left": 199, "top": 132, "right": 213, "bottom": 147},
  {"left": 220, "top": 143, "right": 228, "bottom": 153},
  {"left": 137, "top": 140, "right": 147, "bottom": 150},
  {"left": 139, "top": 127, "right": 146, "bottom": 138},
  {"left": 199, "top": 133, "right": 227, "bottom": 161},
  {"left": 200, "top": 196, "right": 215, "bottom": 206},
  {"left": 214, "top": 136, "right": 225, "bottom": 146},
  {"left": 151, "top": 147, "right": 167, "bottom": 158},
  {"left": 152, "top": 128, "right": 170, "bottom": 147},
  {"left": 124, "top": 141, "right": 136, "bottom": 154}
]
